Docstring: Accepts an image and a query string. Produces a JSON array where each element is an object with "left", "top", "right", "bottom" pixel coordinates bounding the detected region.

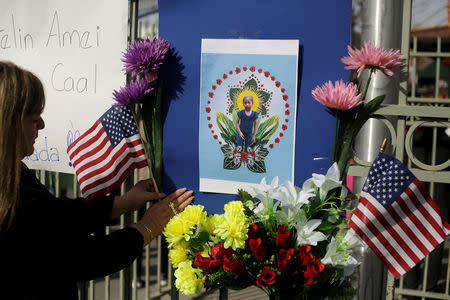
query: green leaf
[
  {"left": 216, "top": 112, "right": 238, "bottom": 137},
  {"left": 257, "top": 90, "right": 270, "bottom": 104},
  {"left": 243, "top": 78, "right": 258, "bottom": 91},
  {"left": 247, "top": 159, "right": 266, "bottom": 173},
  {"left": 223, "top": 156, "right": 241, "bottom": 170},
  {"left": 228, "top": 103, "right": 235, "bottom": 114},
  {"left": 258, "top": 105, "right": 267, "bottom": 115},
  {"left": 255, "top": 115, "right": 280, "bottom": 142},
  {"left": 229, "top": 87, "right": 242, "bottom": 103}
]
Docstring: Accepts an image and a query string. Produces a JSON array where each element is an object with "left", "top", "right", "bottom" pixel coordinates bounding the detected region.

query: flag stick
[
  {"left": 379, "top": 138, "right": 388, "bottom": 153},
  {"left": 130, "top": 105, "right": 160, "bottom": 193}
]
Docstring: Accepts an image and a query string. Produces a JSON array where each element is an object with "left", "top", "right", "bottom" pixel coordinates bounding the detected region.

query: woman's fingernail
[{"left": 178, "top": 187, "right": 187, "bottom": 192}]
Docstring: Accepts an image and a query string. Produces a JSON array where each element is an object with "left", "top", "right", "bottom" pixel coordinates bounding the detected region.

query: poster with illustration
[{"left": 199, "top": 39, "right": 299, "bottom": 194}]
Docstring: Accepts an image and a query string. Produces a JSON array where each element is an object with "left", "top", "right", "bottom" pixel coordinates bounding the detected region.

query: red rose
[
  {"left": 243, "top": 66, "right": 248, "bottom": 71},
  {"left": 281, "top": 88, "right": 286, "bottom": 93},
  {"left": 285, "top": 103, "right": 289, "bottom": 108},
  {"left": 223, "top": 74, "right": 228, "bottom": 79},
  {"left": 206, "top": 107, "right": 211, "bottom": 113},
  {"left": 208, "top": 124, "right": 213, "bottom": 128},
  {"left": 248, "top": 223, "right": 258, "bottom": 239},
  {"left": 285, "top": 118, "right": 289, "bottom": 122},
  {"left": 279, "top": 132, "right": 284, "bottom": 137},
  {"left": 217, "top": 79, "right": 222, "bottom": 85},
  {"left": 212, "top": 85, "right": 217, "bottom": 90},
  {"left": 270, "top": 76, "right": 275, "bottom": 81},
  {"left": 283, "top": 94, "right": 288, "bottom": 101},
  {"left": 223, "top": 257, "right": 245, "bottom": 274},
  {"left": 257, "top": 68, "right": 262, "bottom": 73},
  {"left": 209, "top": 92, "right": 214, "bottom": 98},
  {"left": 213, "top": 135, "right": 218, "bottom": 139},
  {"left": 210, "top": 242, "right": 233, "bottom": 265},
  {"left": 275, "top": 81, "right": 281, "bottom": 87},
  {"left": 275, "top": 225, "right": 290, "bottom": 247},
  {"left": 277, "top": 248, "right": 294, "bottom": 273},
  {"left": 207, "top": 116, "right": 211, "bottom": 120},
  {"left": 248, "top": 238, "right": 267, "bottom": 261},
  {"left": 285, "top": 110, "right": 290, "bottom": 115},
  {"left": 229, "top": 70, "right": 233, "bottom": 75},
  {"left": 250, "top": 66, "right": 256, "bottom": 72},
  {"left": 235, "top": 67, "right": 241, "bottom": 74},
  {"left": 269, "top": 144, "right": 274, "bottom": 149},
  {"left": 282, "top": 124, "right": 287, "bottom": 130},
  {"left": 264, "top": 71, "right": 270, "bottom": 77},
  {"left": 304, "top": 258, "right": 325, "bottom": 285},
  {"left": 250, "top": 151, "right": 256, "bottom": 157},
  {"left": 298, "top": 245, "right": 313, "bottom": 267},
  {"left": 233, "top": 149, "right": 238, "bottom": 155},
  {"left": 256, "top": 266, "right": 276, "bottom": 286},
  {"left": 194, "top": 252, "right": 215, "bottom": 271},
  {"left": 275, "top": 138, "right": 280, "bottom": 143},
  {"left": 241, "top": 151, "right": 248, "bottom": 161}
]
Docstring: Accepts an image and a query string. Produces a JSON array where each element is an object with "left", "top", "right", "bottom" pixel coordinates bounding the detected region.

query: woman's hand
[
  {"left": 111, "top": 179, "right": 166, "bottom": 219},
  {"left": 132, "top": 188, "right": 194, "bottom": 247}
]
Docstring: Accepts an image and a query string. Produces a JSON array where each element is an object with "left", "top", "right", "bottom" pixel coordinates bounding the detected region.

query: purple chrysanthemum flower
[
  {"left": 112, "top": 79, "right": 154, "bottom": 106},
  {"left": 122, "top": 37, "right": 170, "bottom": 81}
]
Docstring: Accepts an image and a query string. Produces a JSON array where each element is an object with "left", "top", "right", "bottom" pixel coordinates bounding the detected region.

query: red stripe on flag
[
  {"left": 73, "top": 134, "right": 109, "bottom": 169},
  {"left": 69, "top": 127, "right": 106, "bottom": 162},
  {"left": 395, "top": 196, "right": 440, "bottom": 247},
  {"left": 76, "top": 139, "right": 114, "bottom": 175},
  {"left": 349, "top": 222, "right": 402, "bottom": 278},
  {"left": 67, "top": 120, "right": 101, "bottom": 153},
  {"left": 405, "top": 185, "right": 446, "bottom": 241},
  {"left": 385, "top": 203, "right": 429, "bottom": 256},
  {"left": 80, "top": 147, "right": 146, "bottom": 191},
  {"left": 353, "top": 204, "right": 411, "bottom": 271},
  {"left": 84, "top": 159, "right": 148, "bottom": 202},
  {"left": 361, "top": 197, "right": 421, "bottom": 264}
]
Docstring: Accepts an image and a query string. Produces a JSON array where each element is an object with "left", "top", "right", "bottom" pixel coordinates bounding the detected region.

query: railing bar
[
  {"left": 105, "top": 226, "right": 111, "bottom": 300},
  {"left": 89, "top": 280, "right": 94, "bottom": 300},
  {"left": 407, "top": 97, "right": 450, "bottom": 104}
]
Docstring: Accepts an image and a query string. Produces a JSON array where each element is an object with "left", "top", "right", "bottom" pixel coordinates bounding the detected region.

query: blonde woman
[{"left": 0, "top": 61, "right": 193, "bottom": 300}]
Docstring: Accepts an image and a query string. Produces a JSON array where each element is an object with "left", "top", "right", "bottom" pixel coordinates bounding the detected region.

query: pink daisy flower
[
  {"left": 341, "top": 40, "right": 404, "bottom": 78},
  {"left": 312, "top": 80, "right": 362, "bottom": 110}
]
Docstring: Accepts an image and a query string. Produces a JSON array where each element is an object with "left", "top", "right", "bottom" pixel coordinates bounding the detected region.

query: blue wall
[{"left": 159, "top": 0, "right": 351, "bottom": 213}]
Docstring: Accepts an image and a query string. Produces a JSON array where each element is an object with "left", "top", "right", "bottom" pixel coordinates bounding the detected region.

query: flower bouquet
[
  {"left": 162, "top": 40, "right": 404, "bottom": 299},
  {"left": 112, "top": 37, "right": 170, "bottom": 191},
  {"left": 163, "top": 165, "right": 364, "bottom": 299}
]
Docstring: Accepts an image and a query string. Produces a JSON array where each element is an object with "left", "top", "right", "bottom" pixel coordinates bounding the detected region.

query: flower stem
[
  {"left": 361, "top": 69, "right": 373, "bottom": 101},
  {"left": 331, "top": 112, "right": 339, "bottom": 164}
]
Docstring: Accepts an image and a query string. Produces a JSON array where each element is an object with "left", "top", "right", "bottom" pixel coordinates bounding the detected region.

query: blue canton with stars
[
  {"left": 100, "top": 106, "right": 139, "bottom": 148},
  {"left": 363, "top": 152, "right": 415, "bottom": 208}
]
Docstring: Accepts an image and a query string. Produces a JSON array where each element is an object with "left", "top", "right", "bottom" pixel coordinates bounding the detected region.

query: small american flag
[
  {"left": 67, "top": 106, "right": 148, "bottom": 201},
  {"left": 349, "top": 152, "right": 450, "bottom": 278}
]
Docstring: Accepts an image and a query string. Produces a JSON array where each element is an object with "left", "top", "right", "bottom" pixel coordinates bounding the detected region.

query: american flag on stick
[
  {"left": 349, "top": 152, "right": 450, "bottom": 278},
  {"left": 67, "top": 106, "right": 148, "bottom": 201}
]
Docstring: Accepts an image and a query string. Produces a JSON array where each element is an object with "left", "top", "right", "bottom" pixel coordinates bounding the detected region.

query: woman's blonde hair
[{"left": 0, "top": 61, "right": 45, "bottom": 230}]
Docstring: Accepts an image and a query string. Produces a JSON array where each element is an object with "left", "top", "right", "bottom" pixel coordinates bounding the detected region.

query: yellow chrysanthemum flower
[
  {"left": 179, "top": 205, "right": 207, "bottom": 228},
  {"left": 168, "top": 241, "right": 189, "bottom": 268},
  {"left": 214, "top": 211, "right": 248, "bottom": 250},
  {"left": 163, "top": 215, "right": 194, "bottom": 247},
  {"left": 224, "top": 201, "right": 245, "bottom": 214},
  {"left": 174, "top": 261, "right": 205, "bottom": 295},
  {"left": 202, "top": 214, "right": 220, "bottom": 235}
]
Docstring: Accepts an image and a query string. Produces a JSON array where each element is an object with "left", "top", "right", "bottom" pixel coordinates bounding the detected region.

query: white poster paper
[
  {"left": 0, "top": 0, "right": 128, "bottom": 173},
  {"left": 199, "top": 39, "right": 299, "bottom": 194}
]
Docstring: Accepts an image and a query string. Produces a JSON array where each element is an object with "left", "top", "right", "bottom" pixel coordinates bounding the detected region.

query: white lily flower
[
  {"left": 310, "top": 163, "right": 342, "bottom": 200},
  {"left": 295, "top": 218, "right": 326, "bottom": 247},
  {"left": 272, "top": 180, "right": 315, "bottom": 224},
  {"left": 251, "top": 177, "right": 280, "bottom": 217},
  {"left": 321, "top": 229, "right": 365, "bottom": 276}
]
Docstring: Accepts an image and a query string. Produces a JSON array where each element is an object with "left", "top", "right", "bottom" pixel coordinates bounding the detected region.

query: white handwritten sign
[{"left": 0, "top": 0, "right": 128, "bottom": 173}]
